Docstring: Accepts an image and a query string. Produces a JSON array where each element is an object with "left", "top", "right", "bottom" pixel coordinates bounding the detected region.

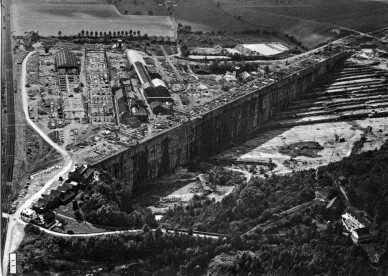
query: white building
[
  {"left": 21, "top": 208, "right": 37, "bottom": 222},
  {"left": 126, "top": 50, "right": 146, "bottom": 67}
]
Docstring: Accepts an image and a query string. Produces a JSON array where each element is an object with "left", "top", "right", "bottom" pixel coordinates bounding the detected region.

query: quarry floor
[{"left": 215, "top": 117, "right": 388, "bottom": 175}]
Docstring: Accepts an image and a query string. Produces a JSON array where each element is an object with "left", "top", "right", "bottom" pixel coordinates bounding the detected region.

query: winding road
[
  {"left": 1, "top": 52, "right": 223, "bottom": 275},
  {"left": 2, "top": 52, "right": 75, "bottom": 276}
]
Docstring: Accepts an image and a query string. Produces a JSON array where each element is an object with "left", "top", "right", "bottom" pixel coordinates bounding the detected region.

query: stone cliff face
[{"left": 92, "top": 52, "right": 348, "bottom": 192}]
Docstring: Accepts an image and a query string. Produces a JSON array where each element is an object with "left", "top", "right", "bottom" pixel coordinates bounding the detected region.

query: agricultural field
[
  {"left": 252, "top": 2, "right": 388, "bottom": 32},
  {"left": 10, "top": 1, "right": 175, "bottom": 37},
  {"left": 217, "top": 0, "right": 388, "bottom": 48},
  {"left": 173, "top": 0, "right": 256, "bottom": 33},
  {"left": 115, "top": 0, "right": 170, "bottom": 16}
]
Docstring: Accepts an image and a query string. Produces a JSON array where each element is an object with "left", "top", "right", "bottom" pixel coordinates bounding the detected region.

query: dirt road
[{"left": 2, "top": 52, "right": 75, "bottom": 276}]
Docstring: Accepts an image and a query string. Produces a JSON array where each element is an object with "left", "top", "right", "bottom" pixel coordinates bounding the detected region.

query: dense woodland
[
  {"left": 77, "top": 171, "right": 157, "bottom": 229},
  {"left": 17, "top": 143, "right": 388, "bottom": 275}
]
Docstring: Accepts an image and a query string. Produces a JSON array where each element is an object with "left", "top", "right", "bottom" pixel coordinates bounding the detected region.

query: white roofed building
[
  {"left": 152, "top": 78, "right": 167, "bottom": 88},
  {"left": 126, "top": 50, "right": 146, "bottom": 67}
]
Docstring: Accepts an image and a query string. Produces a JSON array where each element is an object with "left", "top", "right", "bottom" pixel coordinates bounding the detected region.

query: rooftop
[{"left": 55, "top": 49, "right": 78, "bottom": 68}]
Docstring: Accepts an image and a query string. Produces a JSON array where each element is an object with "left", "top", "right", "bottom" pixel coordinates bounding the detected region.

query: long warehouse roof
[{"left": 134, "top": 61, "right": 152, "bottom": 87}]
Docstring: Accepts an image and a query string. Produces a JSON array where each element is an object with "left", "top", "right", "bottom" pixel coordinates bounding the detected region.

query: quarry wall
[{"left": 92, "top": 52, "right": 348, "bottom": 191}]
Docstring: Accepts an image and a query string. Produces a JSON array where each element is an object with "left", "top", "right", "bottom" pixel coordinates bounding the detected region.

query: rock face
[{"left": 92, "top": 52, "right": 347, "bottom": 192}]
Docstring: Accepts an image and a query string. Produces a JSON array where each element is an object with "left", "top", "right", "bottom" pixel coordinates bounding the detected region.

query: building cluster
[{"left": 22, "top": 165, "right": 98, "bottom": 227}]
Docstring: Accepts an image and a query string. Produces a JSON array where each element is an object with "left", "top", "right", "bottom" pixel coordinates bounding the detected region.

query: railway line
[{"left": 1, "top": 0, "right": 16, "bottom": 261}]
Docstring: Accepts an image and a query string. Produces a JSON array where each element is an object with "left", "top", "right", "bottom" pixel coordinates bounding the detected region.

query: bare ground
[{"left": 215, "top": 118, "right": 388, "bottom": 175}]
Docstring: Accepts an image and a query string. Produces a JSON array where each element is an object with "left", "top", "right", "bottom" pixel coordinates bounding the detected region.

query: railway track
[{"left": 1, "top": 0, "right": 16, "bottom": 260}]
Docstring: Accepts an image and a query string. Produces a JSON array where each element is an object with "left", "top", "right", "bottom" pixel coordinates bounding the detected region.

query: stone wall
[{"left": 92, "top": 52, "right": 348, "bottom": 191}]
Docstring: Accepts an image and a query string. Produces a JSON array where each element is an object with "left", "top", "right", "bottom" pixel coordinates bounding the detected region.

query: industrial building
[
  {"left": 126, "top": 50, "right": 147, "bottom": 67},
  {"left": 134, "top": 61, "right": 153, "bottom": 88},
  {"left": 126, "top": 49, "right": 174, "bottom": 106},
  {"left": 115, "top": 89, "right": 128, "bottom": 114},
  {"left": 144, "top": 86, "right": 173, "bottom": 104},
  {"left": 54, "top": 49, "right": 79, "bottom": 75},
  {"left": 341, "top": 206, "right": 378, "bottom": 244}
]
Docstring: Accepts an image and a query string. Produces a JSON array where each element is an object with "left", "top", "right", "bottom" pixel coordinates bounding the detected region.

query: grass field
[
  {"left": 252, "top": 2, "right": 388, "bottom": 31},
  {"left": 11, "top": 1, "right": 175, "bottom": 37},
  {"left": 116, "top": 0, "right": 170, "bottom": 16},
  {"left": 173, "top": 0, "right": 257, "bottom": 33},
  {"left": 218, "top": 0, "right": 388, "bottom": 47}
]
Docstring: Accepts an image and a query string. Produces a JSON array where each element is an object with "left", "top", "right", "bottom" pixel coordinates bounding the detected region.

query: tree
[
  {"left": 81, "top": 30, "right": 85, "bottom": 36},
  {"left": 58, "top": 31, "right": 62, "bottom": 36},
  {"left": 264, "top": 65, "right": 270, "bottom": 76},
  {"left": 73, "top": 200, "right": 79, "bottom": 211},
  {"left": 142, "top": 223, "right": 150, "bottom": 233},
  {"left": 137, "top": 30, "right": 140, "bottom": 36}
]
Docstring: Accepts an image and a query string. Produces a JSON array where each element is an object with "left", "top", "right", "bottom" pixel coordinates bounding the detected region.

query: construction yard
[{"left": 20, "top": 29, "right": 388, "bottom": 167}]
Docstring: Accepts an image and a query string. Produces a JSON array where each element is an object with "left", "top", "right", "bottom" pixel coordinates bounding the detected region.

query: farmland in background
[
  {"left": 115, "top": 0, "right": 170, "bottom": 16},
  {"left": 217, "top": 0, "right": 388, "bottom": 48},
  {"left": 11, "top": 1, "right": 175, "bottom": 37},
  {"left": 173, "top": 0, "right": 257, "bottom": 33}
]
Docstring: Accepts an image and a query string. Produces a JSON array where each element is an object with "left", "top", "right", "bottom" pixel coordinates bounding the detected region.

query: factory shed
[
  {"left": 133, "top": 62, "right": 152, "bottom": 88},
  {"left": 144, "top": 86, "right": 173, "bottom": 104},
  {"left": 54, "top": 49, "right": 79, "bottom": 75}
]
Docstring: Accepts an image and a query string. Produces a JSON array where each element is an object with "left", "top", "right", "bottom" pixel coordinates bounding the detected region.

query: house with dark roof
[
  {"left": 54, "top": 49, "right": 79, "bottom": 75},
  {"left": 81, "top": 168, "right": 95, "bottom": 186},
  {"left": 61, "top": 181, "right": 78, "bottom": 192},
  {"left": 58, "top": 190, "right": 76, "bottom": 205},
  {"left": 68, "top": 164, "right": 88, "bottom": 182}
]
